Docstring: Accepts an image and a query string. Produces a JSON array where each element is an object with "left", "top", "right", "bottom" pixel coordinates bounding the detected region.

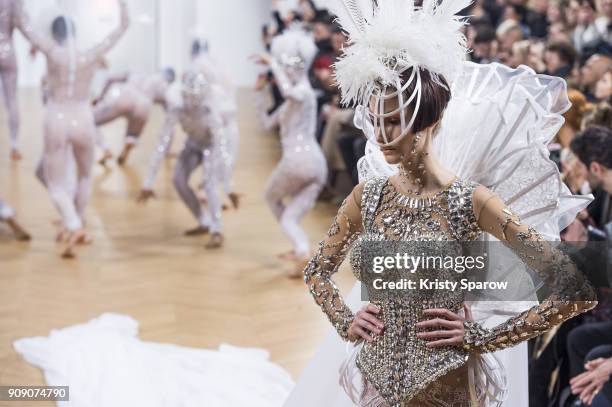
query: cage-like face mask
[
  {"left": 182, "top": 71, "right": 209, "bottom": 108},
  {"left": 354, "top": 67, "right": 423, "bottom": 148}
]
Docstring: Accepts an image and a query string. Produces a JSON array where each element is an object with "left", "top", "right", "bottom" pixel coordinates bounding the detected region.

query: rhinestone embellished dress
[
  {"left": 354, "top": 176, "right": 479, "bottom": 406},
  {"left": 306, "top": 175, "right": 481, "bottom": 406},
  {"left": 304, "top": 172, "right": 597, "bottom": 406}
]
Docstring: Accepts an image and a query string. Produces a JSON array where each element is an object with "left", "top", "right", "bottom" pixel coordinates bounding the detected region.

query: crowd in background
[{"left": 258, "top": 1, "right": 611, "bottom": 404}]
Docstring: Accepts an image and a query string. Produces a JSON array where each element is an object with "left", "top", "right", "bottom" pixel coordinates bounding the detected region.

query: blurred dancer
[
  {"left": 0, "top": 196, "right": 29, "bottom": 240},
  {"left": 15, "top": 0, "right": 129, "bottom": 257},
  {"left": 253, "top": 26, "right": 327, "bottom": 277},
  {"left": 0, "top": 0, "right": 22, "bottom": 160},
  {"left": 190, "top": 39, "right": 241, "bottom": 209},
  {"left": 138, "top": 70, "right": 226, "bottom": 249},
  {"left": 93, "top": 68, "right": 176, "bottom": 165}
]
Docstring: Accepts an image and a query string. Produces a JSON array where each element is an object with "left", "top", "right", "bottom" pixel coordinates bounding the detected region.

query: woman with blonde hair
[{"left": 558, "top": 89, "right": 594, "bottom": 148}]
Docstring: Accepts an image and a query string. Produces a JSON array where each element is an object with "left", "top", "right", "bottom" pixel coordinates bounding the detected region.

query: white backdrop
[{"left": 14, "top": 0, "right": 274, "bottom": 89}]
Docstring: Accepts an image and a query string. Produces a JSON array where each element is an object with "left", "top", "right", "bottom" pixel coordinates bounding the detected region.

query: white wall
[
  {"left": 194, "top": 0, "right": 272, "bottom": 87},
  {"left": 14, "top": 0, "right": 275, "bottom": 89}
]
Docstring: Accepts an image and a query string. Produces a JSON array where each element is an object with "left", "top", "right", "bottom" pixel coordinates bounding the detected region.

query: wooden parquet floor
[{"left": 0, "top": 89, "right": 356, "bottom": 406}]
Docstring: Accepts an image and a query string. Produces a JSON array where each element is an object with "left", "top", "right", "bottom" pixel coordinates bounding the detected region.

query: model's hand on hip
[
  {"left": 416, "top": 304, "right": 473, "bottom": 348},
  {"left": 348, "top": 304, "right": 384, "bottom": 343}
]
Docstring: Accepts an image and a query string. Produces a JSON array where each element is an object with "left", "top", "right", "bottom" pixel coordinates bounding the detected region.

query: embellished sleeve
[
  {"left": 304, "top": 184, "right": 364, "bottom": 341},
  {"left": 462, "top": 187, "right": 598, "bottom": 353}
]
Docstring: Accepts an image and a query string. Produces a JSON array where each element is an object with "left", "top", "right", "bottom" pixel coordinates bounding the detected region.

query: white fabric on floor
[{"left": 14, "top": 313, "right": 294, "bottom": 407}]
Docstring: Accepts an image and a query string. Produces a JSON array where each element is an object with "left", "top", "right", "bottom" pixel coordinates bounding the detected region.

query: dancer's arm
[
  {"left": 86, "top": 0, "right": 130, "bottom": 60},
  {"left": 94, "top": 72, "right": 129, "bottom": 104},
  {"left": 461, "top": 186, "right": 598, "bottom": 353},
  {"left": 13, "top": 0, "right": 57, "bottom": 55},
  {"left": 304, "top": 184, "right": 365, "bottom": 341},
  {"left": 254, "top": 77, "right": 282, "bottom": 131},
  {"left": 268, "top": 58, "right": 309, "bottom": 102},
  {"left": 141, "top": 109, "right": 178, "bottom": 191}
]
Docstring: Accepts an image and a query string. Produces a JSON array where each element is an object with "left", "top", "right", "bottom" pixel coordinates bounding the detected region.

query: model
[
  {"left": 15, "top": 0, "right": 129, "bottom": 257},
  {"left": 299, "top": 1, "right": 598, "bottom": 406},
  {"left": 253, "top": 25, "right": 328, "bottom": 277},
  {"left": 93, "top": 68, "right": 176, "bottom": 165},
  {"left": 0, "top": 0, "right": 22, "bottom": 160},
  {"left": 138, "top": 68, "right": 226, "bottom": 249}
]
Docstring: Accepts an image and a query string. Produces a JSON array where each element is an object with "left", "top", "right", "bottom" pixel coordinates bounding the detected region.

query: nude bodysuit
[
  {"left": 256, "top": 59, "right": 327, "bottom": 257},
  {"left": 0, "top": 0, "right": 20, "bottom": 152},
  {"left": 15, "top": 0, "right": 129, "bottom": 230}
]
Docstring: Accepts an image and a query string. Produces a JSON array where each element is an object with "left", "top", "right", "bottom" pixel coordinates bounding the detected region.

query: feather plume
[
  {"left": 323, "top": 0, "right": 374, "bottom": 38},
  {"left": 329, "top": 0, "right": 473, "bottom": 106}
]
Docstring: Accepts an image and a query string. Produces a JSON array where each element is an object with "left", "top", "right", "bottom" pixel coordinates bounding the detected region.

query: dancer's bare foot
[
  {"left": 137, "top": 189, "right": 156, "bottom": 203},
  {"left": 288, "top": 255, "right": 310, "bottom": 278},
  {"left": 228, "top": 192, "right": 242, "bottom": 210},
  {"left": 56, "top": 227, "right": 69, "bottom": 242},
  {"left": 60, "top": 228, "right": 88, "bottom": 259},
  {"left": 10, "top": 149, "right": 22, "bottom": 161},
  {"left": 277, "top": 251, "right": 298, "bottom": 261},
  {"left": 184, "top": 225, "right": 209, "bottom": 236},
  {"left": 165, "top": 151, "right": 177, "bottom": 159},
  {"left": 205, "top": 232, "right": 224, "bottom": 249},
  {"left": 117, "top": 144, "right": 134, "bottom": 166},
  {"left": 98, "top": 150, "right": 113, "bottom": 166},
  {"left": 5, "top": 218, "right": 31, "bottom": 241}
]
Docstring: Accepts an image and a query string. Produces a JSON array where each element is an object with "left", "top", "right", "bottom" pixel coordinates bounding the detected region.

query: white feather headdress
[{"left": 326, "top": 0, "right": 472, "bottom": 106}]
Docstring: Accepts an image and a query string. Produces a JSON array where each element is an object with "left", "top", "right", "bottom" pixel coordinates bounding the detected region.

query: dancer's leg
[
  {"left": 201, "top": 156, "right": 223, "bottom": 248},
  {"left": 42, "top": 111, "right": 82, "bottom": 232},
  {"left": 71, "top": 115, "right": 95, "bottom": 225},
  {"left": 280, "top": 181, "right": 322, "bottom": 257},
  {"left": 264, "top": 166, "right": 288, "bottom": 221},
  {"left": 0, "top": 67, "right": 20, "bottom": 159},
  {"left": 93, "top": 100, "right": 124, "bottom": 126},
  {"left": 280, "top": 181, "right": 323, "bottom": 277},
  {"left": 93, "top": 101, "right": 123, "bottom": 165},
  {"left": 0, "top": 197, "right": 30, "bottom": 241},
  {"left": 172, "top": 140, "right": 207, "bottom": 235},
  {"left": 117, "top": 111, "right": 148, "bottom": 165}
]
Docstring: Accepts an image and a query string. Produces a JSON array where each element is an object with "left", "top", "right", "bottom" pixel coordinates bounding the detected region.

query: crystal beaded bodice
[{"left": 349, "top": 176, "right": 481, "bottom": 406}]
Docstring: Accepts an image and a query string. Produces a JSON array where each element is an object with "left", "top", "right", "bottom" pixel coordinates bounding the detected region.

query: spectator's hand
[
  {"left": 254, "top": 74, "right": 269, "bottom": 91},
  {"left": 570, "top": 357, "right": 612, "bottom": 405},
  {"left": 251, "top": 53, "right": 271, "bottom": 66}
]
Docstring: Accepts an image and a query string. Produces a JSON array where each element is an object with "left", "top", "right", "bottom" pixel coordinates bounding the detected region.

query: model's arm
[
  {"left": 13, "top": 0, "right": 57, "bottom": 55},
  {"left": 141, "top": 109, "right": 178, "bottom": 191},
  {"left": 304, "top": 184, "right": 365, "bottom": 341},
  {"left": 462, "top": 186, "right": 598, "bottom": 353},
  {"left": 85, "top": 0, "right": 129, "bottom": 60}
]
